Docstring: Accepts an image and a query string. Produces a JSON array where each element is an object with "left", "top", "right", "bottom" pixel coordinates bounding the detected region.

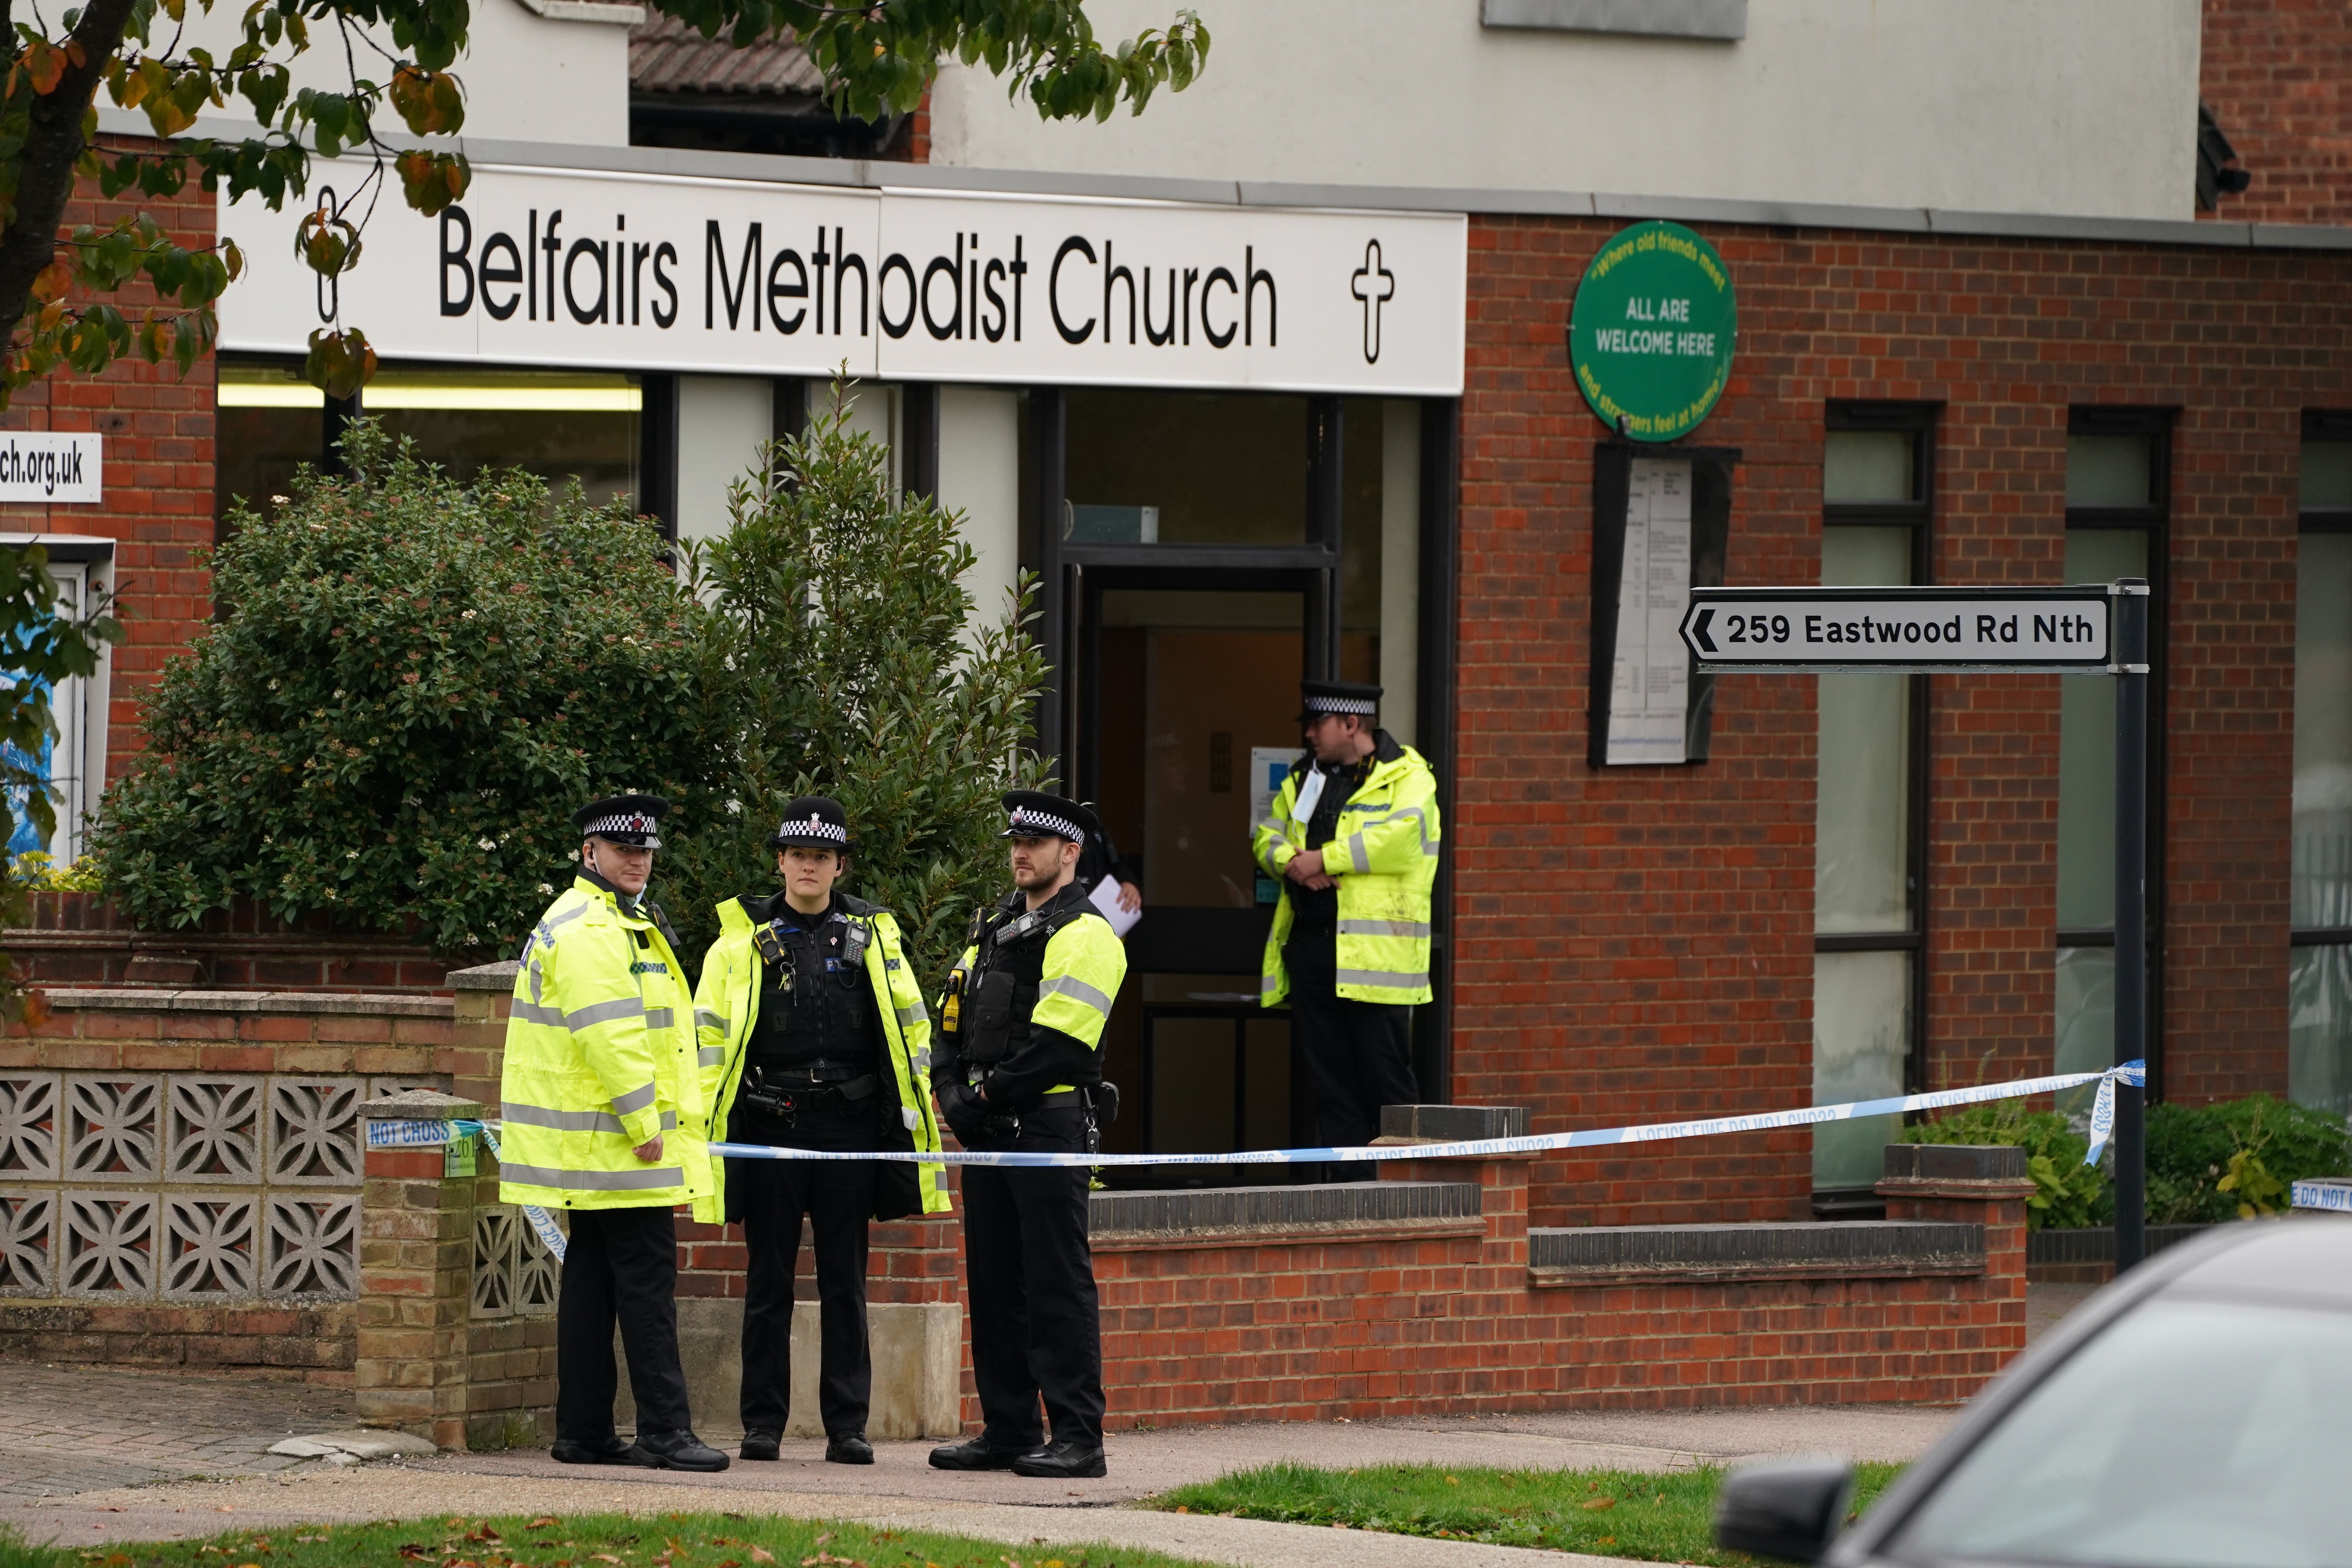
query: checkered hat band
[
  {"left": 782, "top": 817, "right": 848, "bottom": 844},
  {"left": 1305, "top": 696, "right": 1376, "bottom": 715},
  {"left": 584, "top": 813, "right": 658, "bottom": 837},
  {"left": 1009, "top": 808, "right": 1082, "bottom": 840}
]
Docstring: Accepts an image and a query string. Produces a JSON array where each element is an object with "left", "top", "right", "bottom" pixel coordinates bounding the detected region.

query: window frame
[
  {"left": 2295, "top": 409, "right": 2352, "bottom": 959},
  {"left": 2059, "top": 406, "right": 2173, "bottom": 1101},
  {"left": 1819, "top": 404, "right": 1934, "bottom": 1090}
]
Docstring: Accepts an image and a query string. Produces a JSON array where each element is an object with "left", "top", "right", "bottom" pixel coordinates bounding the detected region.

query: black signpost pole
[{"left": 2112, "top": 579, "right": 2151, "bottom": 1272}]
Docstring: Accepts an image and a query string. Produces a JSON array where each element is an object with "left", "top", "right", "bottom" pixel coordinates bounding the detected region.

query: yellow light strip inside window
[{"left": 218, "top": 372, "right": 641, "bottom": 412}]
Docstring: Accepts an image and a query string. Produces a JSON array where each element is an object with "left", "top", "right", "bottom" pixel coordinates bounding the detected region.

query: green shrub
[
  {"left": 661, "top": 387, "right": 1047, "bottom": 980},
  {"left": 1904, "top": 1101, "right": 2111, "bottom": 1230},
  {"left": 2149, "top": 1095, "right": 2351, "bottom": 1222},
  {"left": 90, "top": 423, "right": 713, "bottom": 958}
]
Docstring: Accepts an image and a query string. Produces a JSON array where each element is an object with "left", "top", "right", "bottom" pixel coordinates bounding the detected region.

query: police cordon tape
[
  {"left": 362, "top": 1063, "right": 2148, "bottom": 1259},
  {"left": 700, "top": 1060, "right": 2148, "bottom": 1171}
]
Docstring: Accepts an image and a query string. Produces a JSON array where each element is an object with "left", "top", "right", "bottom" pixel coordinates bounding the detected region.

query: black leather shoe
[
  {"left": 825, "top": 1434, "right": 874, "bottom": 1465},
  {"left": 635, "top": 1429, "right": 730, "bottom": 1472},
  {"left": 928, "top": 1435, "right": 1032, "bottom": 1471},
  {"left": 738, "top": 1430, "right": 780, "bottom": 1462},
  {"left": 550, "top": 1437, "right": 648, "bottom": 1466},
  {"left": 1012, "top": 1438, "right": 1106, "bottom": 1479}
]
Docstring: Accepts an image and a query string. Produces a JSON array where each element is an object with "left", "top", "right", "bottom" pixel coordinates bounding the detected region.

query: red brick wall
[
  {"left": 1456, "top": 218, "right": 2334, "bottom": 1225},
  {"left": 0, "top": 136, "right": 217, "bottom": 790},
  {"left": 2201, "top": 0, "right": 2352, "bottom": 227}
]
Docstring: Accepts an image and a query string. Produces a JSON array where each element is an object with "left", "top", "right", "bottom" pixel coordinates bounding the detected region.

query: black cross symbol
[{"left": 1351, "top": 239, "right": 1395, "bottom": 364}]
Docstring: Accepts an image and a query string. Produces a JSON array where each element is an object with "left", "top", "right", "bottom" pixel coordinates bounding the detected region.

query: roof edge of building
[{"left": 125, "top": 105, "right": 2352, "bottom": 254}]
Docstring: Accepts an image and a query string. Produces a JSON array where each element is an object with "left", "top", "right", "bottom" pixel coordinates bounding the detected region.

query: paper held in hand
[{"left": 1088, "top": 875, "right": 1142, "bottom": 937}]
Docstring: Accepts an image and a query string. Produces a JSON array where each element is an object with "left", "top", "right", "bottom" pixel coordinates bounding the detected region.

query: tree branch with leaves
[{"left": 0, "top": 0, "right": 1206, "bottom": 405}]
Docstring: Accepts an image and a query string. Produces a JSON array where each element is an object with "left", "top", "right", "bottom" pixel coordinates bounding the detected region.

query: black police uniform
[{"left": 728, "top": 889, "right": 887, "bottom": 1445}]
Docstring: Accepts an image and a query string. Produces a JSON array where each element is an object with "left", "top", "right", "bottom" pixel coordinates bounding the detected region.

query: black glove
[{"left": 939, "top": 1083, "right": 988, "bottom": 1143}]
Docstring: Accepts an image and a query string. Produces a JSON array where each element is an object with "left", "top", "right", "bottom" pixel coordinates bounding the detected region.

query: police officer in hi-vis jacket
[
  {"left": 927, "top": 791, "right": 1128, "bottom": 1481},
  {"left": 691, "top": 797, "right": 948, "bottom": 1466},
  {"left": 500, "top": 793, "right": 726, "bottom": 1473},
  {"left": 1252, "top": 681, "right": 1443, "bottom": 1152}
]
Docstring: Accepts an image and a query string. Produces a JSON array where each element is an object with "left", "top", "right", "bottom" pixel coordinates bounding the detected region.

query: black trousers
[
  {"left": 555, "top": 1204, "right": 692, "bottom": 1443},
  {"left": 730, "top": 1103, "right": 877, "bottom": 1437},
  {"left": 1285, "top": 927, "right": 1418, "bottom": 1151},
  {"left": 959, "top": 1105, "right": 1103, "bottom": 1448}
]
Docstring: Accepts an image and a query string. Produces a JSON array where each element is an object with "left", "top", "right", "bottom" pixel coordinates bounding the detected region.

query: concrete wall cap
[
  {"left": 360, "top": 1088, "right": 486, "bottom": 1120},
  {"left": 446, "top": 961, "right": 521, "bottom": 991},
  {"left": 42, "top": 986, "right": 453, "bottom": 1017}
]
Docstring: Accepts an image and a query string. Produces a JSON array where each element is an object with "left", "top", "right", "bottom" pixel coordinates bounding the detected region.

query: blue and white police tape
[
  {"left": 360, "top": 1116, "right": 570, "bottom": 1262},
  {"left": 705, "top": 1060, "right": 2150, "bottom": 1171},
  {"left": 2292, "top": 1177, "right": 2352, "bottom": 1214}
]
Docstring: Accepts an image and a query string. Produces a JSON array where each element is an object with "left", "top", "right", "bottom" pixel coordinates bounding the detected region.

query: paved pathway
[{"left": 0, "top": 1364, "right": 356, "bottom": 1501}]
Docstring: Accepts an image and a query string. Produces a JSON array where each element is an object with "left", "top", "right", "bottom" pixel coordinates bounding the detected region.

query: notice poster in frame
[{"left": 1586, "top": 444, "right": 1736, "bottom": 767}]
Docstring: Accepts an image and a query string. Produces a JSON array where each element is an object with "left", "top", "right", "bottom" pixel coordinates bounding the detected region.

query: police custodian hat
[
  {"left": 1299, "top": 679, "right": 1381, "bottom": 722},
  {"left": 770, "top": 795, "right": 852, "bottom": 851},
  {"left": 1000, "top": 791, "right": 1100, "bottom": 843},
  {"left": 573, "top": 793, "right": 669, "bottom": 848}
]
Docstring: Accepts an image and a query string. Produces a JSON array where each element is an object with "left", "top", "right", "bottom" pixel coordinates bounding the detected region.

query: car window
[{"left": 1888, "top": 1294, "right": 2352, "bottom": 1568}]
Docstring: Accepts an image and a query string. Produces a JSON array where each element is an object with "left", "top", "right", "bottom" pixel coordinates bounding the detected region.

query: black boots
[
  {"left": 635, "top": 1429, "right": 730, "bottom": 1472},
  {"left": 1012, "top": 1438, "right": 1107, "bottom": 1479},
  {"left": 550, "top": 1436, "right": 646, "bottom": 1466},
  {"left": 738, "top": 1429, "right": 780, "bottom": 1462},
  {"left": 927, "top": 1435, "right": 1031, "bottom": 1471},
  {"left": 826, "top": 1434, "right": 875, "bottom": 1465}
]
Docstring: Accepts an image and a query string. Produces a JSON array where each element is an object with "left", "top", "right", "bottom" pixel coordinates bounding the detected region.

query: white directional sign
[{"left": 1680, "top": 585, "right": 2126, "bottom": 672}]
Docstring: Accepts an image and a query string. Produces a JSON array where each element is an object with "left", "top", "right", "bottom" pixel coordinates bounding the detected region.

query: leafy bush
[
  {"left": 2148, "top": 1095, "right": 2352, "bottom": 1223},
  {"left": 1904, "top": 1101, "right": 2111, "bottom": 1230},
  {"left": 661, "top": 388, "right": 1047, "bottom": 980},
  {"left": 90, "top": 423, "right": 711, "bottom": 958}
]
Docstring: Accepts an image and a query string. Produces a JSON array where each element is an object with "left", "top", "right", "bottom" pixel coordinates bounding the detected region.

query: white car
[{"left": 1717, "top": 1220, "right": 2352, "bottom": 1568}]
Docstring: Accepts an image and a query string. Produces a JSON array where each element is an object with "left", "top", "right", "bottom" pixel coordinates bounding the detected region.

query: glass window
[
  {"left": 2293, "top": 454, "right": 2352, "bottom": 1116},
  {"left": 2065, "top": 434, "right": 2154, "bottom": 507},
  {"left": 1813, "top": 950, "right": 1910, "bottom": 1187},
  {"left": 1064, "top": 389, "right": 1308, "bottom": 546},
  {"left": 216, "top": 360, "right": 644, "bottom": 523},
  {"left": 1889, "top": 1296, "right": 2352, "bottom": 1567},
  {"left": 1823, "top": 430, "right": 1915, "bottom": 505}
]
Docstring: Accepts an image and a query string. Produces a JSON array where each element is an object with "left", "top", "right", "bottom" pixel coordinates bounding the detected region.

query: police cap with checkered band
[
  {"left": 999, "top": 790, "right": 1100, "bottom": 844},
  {"left": 770, "top": 795, "right": 853, "bottom": 852},
  {"left": 572, "top": 793, "right": 669, "bottom": 849},
  {"left": 1298, "top": 679, "right": 1381, "bottom": 723}
]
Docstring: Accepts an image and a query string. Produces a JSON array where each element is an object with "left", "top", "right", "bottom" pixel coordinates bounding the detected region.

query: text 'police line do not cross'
[{"left": 1678, "top": 579, "right": 2164, "bottom": 1275}]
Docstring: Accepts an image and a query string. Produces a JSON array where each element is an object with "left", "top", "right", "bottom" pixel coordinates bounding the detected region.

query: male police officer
[
  {"left": 1252, "top": 682, "right": 1442, "bottom": 1152},
  {"left": 691, "top": 797, "right": 947, "bottom": 1466},
  {"left": 501, "top": 794, "right": 726, "bottom": 1472},
  {"left": 928, "top": 791, "right": 1127, "bottom": 1480}
]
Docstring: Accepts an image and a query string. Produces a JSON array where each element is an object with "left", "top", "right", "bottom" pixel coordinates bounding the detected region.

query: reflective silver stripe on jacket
[
  {"left": 1261, "top": 973, "right": 1282, "bottom": 997},
  {"left": 895, "top": 1000, "right": 928, "bottom": 1028},
  {"left": 497, "top": 1161, "right": 685, "bottom": 1191},
  {"left": 1336, "top": 918, "right": 1433, "bottom": 939},
  {"left": 503, "top": 1102, "right": 676, "bottom": 1135},
  {"left": 511, "top": 1000, "right": 567, "bottom": 1029},
  {"left": 643, "top": 1007, "right": 676, "bottom": 1031},
  {"left": 1343, "top": 805, "right": 1437, "bottom": 865},
  {"left": 694, "top": 1009, "right": 728, "bottom": 1034},
  {"left": 610, "top": 1080, "right": 659, "bottom": 1116},
  {"left": 1334, "top": 967, "right": 1430, "bottom": 991},
  {"left": 1039, "top": 974, "right": 1115, "bottom": 1016},
  {"left": 567, "top": 996, "right": 647, "bottom": 1031},
  {"left": 697, "top": 1046, "right": 724, "bottom": 1067}
]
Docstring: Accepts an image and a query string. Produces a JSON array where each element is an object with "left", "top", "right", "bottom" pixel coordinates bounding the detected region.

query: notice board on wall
[{"left": 1586, "top": 445, "right": 1736, "bottom": 767}]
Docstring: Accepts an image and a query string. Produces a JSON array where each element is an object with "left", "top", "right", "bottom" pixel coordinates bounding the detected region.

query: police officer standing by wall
[
  {"left": 928, "top": 791, "right": 1128, "bottom": 1480},
  {"left": 1252, "top": 682, "right": 1443, "bottom": 1152},
  {"left": 500, "top": 794, "right": 727, "bottom": 1472},
  {"left": 691, "top": 798, "right": 948, "bottom": 1466}
]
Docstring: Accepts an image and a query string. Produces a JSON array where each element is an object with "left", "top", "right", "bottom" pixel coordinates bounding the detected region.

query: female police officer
[{"left": 691, "top": 797, "right": 947, "bottom": 1464}]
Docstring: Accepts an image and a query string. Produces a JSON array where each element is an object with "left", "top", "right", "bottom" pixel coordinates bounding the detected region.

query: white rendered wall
[
  {"left": 928, "top": 0, "right": 2203, "bottom": 222},
  {"left": 674, "top": 376, "right": 773, "bottom": 546},
  {"left": 174, "top": 0, "right": 633, "bottom": 151},
  {"left": 937, "top": 387, "right": 1024, "bottom": 645}
]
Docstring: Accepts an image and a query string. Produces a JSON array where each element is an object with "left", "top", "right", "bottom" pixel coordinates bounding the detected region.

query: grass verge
[
  {"left": 1, "top": 1514, "right": 1207, "bottom": 1568},
  {"left": 1155, "top": 1460, "right": 1907, "bottom": 1564}
]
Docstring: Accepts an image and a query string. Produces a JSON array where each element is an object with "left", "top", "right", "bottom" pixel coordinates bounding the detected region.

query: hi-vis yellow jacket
[
  {"left": 498, "top": 873, "right": 713, "bottom": 1210},
  {"left": 1251, "top": 732, "right": 1441, "bottom": 1007},
  {"left": 689, "top": 892, "right": 948, "bottom": 1225}
]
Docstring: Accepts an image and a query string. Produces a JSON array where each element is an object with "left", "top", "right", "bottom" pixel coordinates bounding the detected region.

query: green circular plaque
[{"left": 1568, "top": 220, "right": 1737, "bottom": 443}]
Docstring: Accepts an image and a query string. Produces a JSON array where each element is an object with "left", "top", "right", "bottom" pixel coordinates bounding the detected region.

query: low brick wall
[{"left": 4, "top": 891, "right": 448, "bottom": 991}]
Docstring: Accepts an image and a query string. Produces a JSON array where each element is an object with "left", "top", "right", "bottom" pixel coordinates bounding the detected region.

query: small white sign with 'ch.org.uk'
[{"left": 0, "top": 431, "right": 102, "bottom": 504}]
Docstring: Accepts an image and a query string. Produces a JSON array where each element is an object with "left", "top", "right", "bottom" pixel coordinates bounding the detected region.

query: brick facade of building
[
  {"left": 1455, "top": 216, "right": 2335, "bottom": 1229},
  {"left": 2200, "top": 0, "right": 2352, "bottom": 227}
]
